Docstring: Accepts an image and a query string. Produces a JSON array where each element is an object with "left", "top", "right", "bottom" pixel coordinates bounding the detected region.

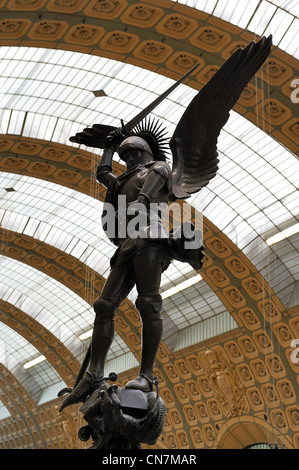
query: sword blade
[{"left": 123, "top": 61, "right": 201, "bottom": 132}]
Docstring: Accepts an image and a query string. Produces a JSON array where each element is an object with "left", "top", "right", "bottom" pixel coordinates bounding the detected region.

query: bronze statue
[{"left": 58, "top": 36, "right": 272, "bottom": 445}]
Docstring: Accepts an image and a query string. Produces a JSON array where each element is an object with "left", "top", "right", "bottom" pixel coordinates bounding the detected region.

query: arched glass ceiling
[
  {"left": 173, "top": 0, "right": 299, "bottom": 59},
  {"left": 0, "top": 172, "right": 194, "bottom": 290},
  {"left": 0, "top": 254, "right": 139, "bottom": 401},
  {"left": 0, "top": 47, "right": 298, "bottom": 306},
  {"left": 0, "top": 172, "right": 114, "bottom": 277},
  {"left": 0, "top": 43, "right": 298, "bottom": 397},
  {"left": 0, "top": 322, "right": 65, "bottom": 403},
  {"left": 0, "top": 46, "right": 182, "bottom": 146},
  {"left": 0, "top": 256, "right": 134, "bottom": 362}
]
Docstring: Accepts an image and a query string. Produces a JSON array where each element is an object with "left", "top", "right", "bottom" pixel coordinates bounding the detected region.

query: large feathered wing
[
  {"left": 69, "top": 123, "right": 116, "bottom": 148},
  {"left": 170, "top": 35, "right": 272, "bottom": 200}
]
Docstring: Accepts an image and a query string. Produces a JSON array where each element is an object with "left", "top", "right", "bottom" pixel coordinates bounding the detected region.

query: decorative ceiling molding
[
  {"left": 0, "top": 1, "right": 298, "bottom": 449},
  {"left": 0, "top": 227, "right": 144, "bottom": 365},
  {"left": 0, "top": 300, "right": 80, "bottom": 386},
  {"left": 0, "top": 134, "right": 107, "bottom": 197},
  {"left": 0, "top": 0, "right": 298, "bottom": 157},
  {"left": 1, "top": 216, "right": 298, "bottom": 448}
]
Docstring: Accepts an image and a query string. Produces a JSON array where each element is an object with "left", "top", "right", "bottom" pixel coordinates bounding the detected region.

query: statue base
[{"left": 77, "top": 376, "right": 166, "bottom": 449}]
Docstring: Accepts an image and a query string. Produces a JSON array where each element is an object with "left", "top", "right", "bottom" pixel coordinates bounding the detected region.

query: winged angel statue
[{"left": 59, "top": 36, "right": 272, "bottom": 414}]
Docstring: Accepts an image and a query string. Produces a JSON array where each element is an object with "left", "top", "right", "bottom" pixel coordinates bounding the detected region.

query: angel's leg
[
  {"left": 126, "top": 243, "right": 169, "bottom": 392},
  {"left": 60, "top": 263, "right": 135, "bottom": 411},
  {"left": 88, "top": 264, "right": 135, "bottom": 379}
]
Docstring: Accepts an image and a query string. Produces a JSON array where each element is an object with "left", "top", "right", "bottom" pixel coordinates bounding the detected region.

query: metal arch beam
[
  {"left": 1, "top": 217, "right": 298, "bottom": 404},
  {"left": 0, "top": 229, "right": 144, "bottom": 364},
  {"left": 0, "top": 300, "right": 81, "bottom": 387},
  {"left": 0, "top": 1, "right": 298, "bottom": 156},
  {"left": 1, "top": 227, "right": 299, "bottom": 448},
  {"left": 0, "top": 136, "right": 297, "bottom": 390}
]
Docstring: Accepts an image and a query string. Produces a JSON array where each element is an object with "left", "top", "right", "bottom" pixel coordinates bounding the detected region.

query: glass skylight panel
[
  {"left": 171, "top": 0, "right": 299, "bottom": 58},
  {"left": 279, "top": 18, "right": 299, "bottom": 57},
  {"left": 1, "top": 323, "right": 39, "bottom": 366},
  {"left": 213, "top": 0, "right": 242, "bottom": 22},
  {"left": 1, "top": 211, "right": 24, "bottom": 233},
  {"left": 263, "top": 9, "right": 294, "bottom": 43},
  {"left": 120, "top": 66, "right": 149, "bottom": 87},
  {"left": 0, "top": 59, "right": 16, "bottom": 76},
  {"left": 1, "top": 46, "right": 298, "bottom": 320},
  {"left": 271, "top": 0, "right": 297, "bottom": 14},
  {"left": 229, "top": 0, "right": 261, "bottom": 29},
  {"left": 193, "top": 0, "right": 218, "bottom": 15},
  {"left": 289, "top": 1, "right": 299, "bottom": 15},
  {"left": 281, "top": 191, "right": 298, "bottom": 213},
  {"left": 6, "top": 109, "right": 24, "bottom": 134},
  {"left": 0, "top": 171, "right": 113, "bottom": 261},
  {"left": 0, "top": 325, "right": 66, "bottom": 394},
  {"left": 161, "top": 278, "right": 230, "bottom": 327},
  {"left": 1, "top": 254, "right": 95, "bottom": 320},
  {"left": 169, "top": 85, "right": 196, "bottom": 107},
  {"left": 193, "top": 189, "right": 215, "bottom": 212},
  {"left": 106, "top": 80, "right": 131, "bottom": 99}
]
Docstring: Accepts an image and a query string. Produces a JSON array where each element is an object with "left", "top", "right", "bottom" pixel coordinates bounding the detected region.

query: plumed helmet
[{"left": 118, "top": 136, "right": 153, "bottom": 158}]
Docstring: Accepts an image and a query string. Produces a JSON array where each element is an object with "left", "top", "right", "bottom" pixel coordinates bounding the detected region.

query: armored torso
[
  {"left": 116, "top": 162, "right": 172, "bottom": 205},
  {"left": 117, "top": 166, "right": 149, "bottom": 204}
]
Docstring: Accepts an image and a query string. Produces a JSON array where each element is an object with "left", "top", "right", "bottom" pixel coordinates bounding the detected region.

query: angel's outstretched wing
[
  {"left": 69, "top": 123, "right": 117, "bottom": 148},
  {"left": 170, "top": 35, "right": 272, "bottom": 199}
]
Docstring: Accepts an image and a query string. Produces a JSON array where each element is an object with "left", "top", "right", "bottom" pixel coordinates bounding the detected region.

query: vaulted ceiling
[{"left": 0, "top": 0, "right": 298, "bottom": 450}]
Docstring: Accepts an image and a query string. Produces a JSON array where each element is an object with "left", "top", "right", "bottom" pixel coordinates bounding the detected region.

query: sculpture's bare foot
[
  {"left": 59, "top": 372, "right": 104, "bottom": 411},
  {"left": 126, "top": 373, "right": 154, "bottom": 392}
]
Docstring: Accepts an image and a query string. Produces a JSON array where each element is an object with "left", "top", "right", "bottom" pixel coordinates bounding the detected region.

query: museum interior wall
[{"left": 0, "top": 0, "right": 298, "bottom": 449}]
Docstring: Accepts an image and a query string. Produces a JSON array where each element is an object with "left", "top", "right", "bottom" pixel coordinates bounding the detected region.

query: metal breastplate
[{"left": 118, "top": 167, "right": 148, "bottom": 203}]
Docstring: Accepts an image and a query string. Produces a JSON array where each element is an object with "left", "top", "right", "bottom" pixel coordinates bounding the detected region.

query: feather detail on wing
[
  {"left": 69, "top": 123, "right": 117, "bottom": 148},
  {"left": 170, "top": 35, "right": 272, "bottom": 199}
]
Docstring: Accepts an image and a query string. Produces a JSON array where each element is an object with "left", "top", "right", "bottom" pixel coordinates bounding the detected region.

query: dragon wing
[{"left": 170, "top": 35, "right": 272, "bottom": 199}]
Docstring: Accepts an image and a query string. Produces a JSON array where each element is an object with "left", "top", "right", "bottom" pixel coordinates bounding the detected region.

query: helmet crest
[
  {"left": 132, "top": 116, "right": 169, "bottom": 161},
  {"left": 118, "top": 116, "right": 169, "bottom": 162}
]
